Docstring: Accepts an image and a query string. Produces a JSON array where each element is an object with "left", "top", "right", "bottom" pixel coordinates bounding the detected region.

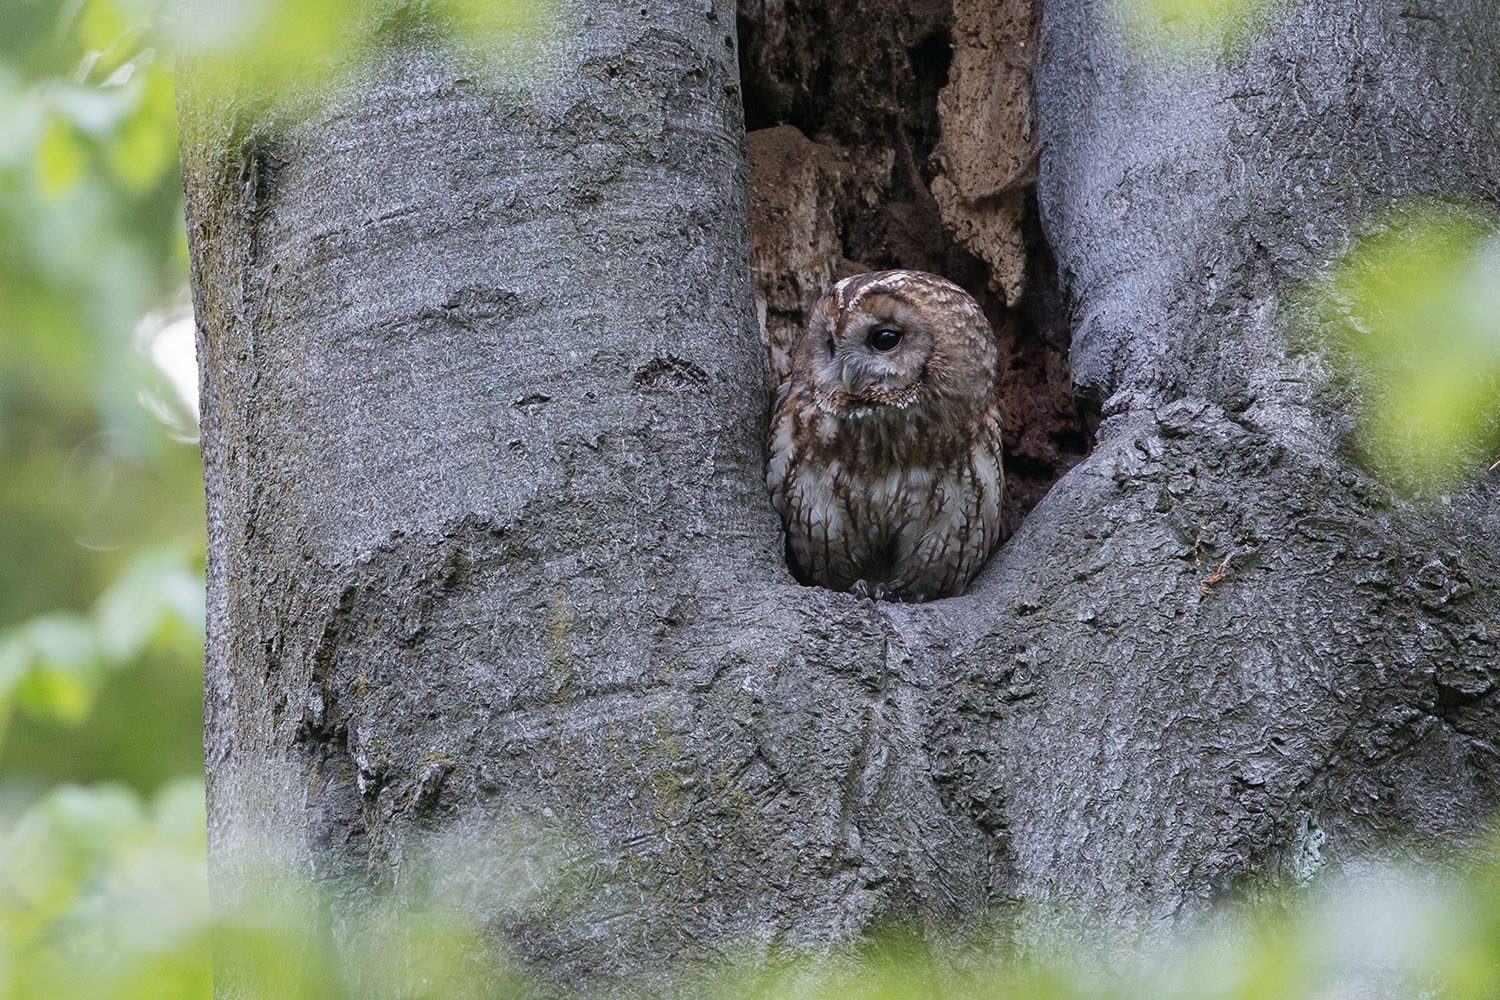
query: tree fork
[{"left": 179, "top": 0, "right": 1500, "bottom": 991}]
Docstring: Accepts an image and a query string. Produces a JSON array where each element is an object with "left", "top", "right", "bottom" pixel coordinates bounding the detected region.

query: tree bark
[
  {"left": 181, "top": 0, "right": 1500, "bottom": 991},
  {"left": 1014, "top": 0, "right": 1500, "bottom": 942}
]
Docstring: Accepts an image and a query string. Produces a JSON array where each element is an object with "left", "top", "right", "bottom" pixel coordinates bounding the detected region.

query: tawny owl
[{"left": 767, "top": 270, "right": 1004, "bottom": 601}]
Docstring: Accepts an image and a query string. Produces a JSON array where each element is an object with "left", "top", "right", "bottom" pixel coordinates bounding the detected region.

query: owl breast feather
[{"left": 766, "top": 381, "right": 1003, "bottom": 601}]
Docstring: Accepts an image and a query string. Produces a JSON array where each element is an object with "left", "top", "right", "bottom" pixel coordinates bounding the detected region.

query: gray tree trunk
[{"left": 180, "top": 0, "right": 1500, "bottom": 992}]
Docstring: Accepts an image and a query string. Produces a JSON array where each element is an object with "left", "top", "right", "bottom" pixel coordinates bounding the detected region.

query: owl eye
[
  {"left": 826, "top": 335, "right": 836, "bottom": 357},
  {"left": 869, "top": 328, "right": 903, "bottom": 352}
]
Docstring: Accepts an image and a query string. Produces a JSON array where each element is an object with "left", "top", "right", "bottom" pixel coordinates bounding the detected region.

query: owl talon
[{"left": 850, "top": 580, "right": 874, "bottom": 601}]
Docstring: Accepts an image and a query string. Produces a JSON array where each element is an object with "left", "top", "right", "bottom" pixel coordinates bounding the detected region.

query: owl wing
[{"left": 766, "top": 378, "right": 799, "bottom": 517}]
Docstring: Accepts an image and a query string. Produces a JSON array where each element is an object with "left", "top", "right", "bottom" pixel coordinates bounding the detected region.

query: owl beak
[{"left": 841, "top": 362, "right": 855, "bottom": 395}]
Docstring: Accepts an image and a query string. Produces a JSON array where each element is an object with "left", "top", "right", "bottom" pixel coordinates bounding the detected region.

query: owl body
[{"left": 767, "top": 270, "right": 1004, "bottom": 601}]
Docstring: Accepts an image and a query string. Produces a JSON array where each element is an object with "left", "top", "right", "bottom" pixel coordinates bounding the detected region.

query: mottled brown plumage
[{"left": 767, "top": 270, "right": 1004, "bottom": 601}]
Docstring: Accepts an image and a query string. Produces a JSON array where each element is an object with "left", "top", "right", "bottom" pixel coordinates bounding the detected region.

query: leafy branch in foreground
[
  {"left": 3, "top": 778, "right": 1497, "bottom": 999},
  {"left": 1307, "top": 204, "right": 1500, "bottom": 492}
]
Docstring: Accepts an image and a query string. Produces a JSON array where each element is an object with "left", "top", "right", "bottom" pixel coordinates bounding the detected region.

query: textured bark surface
[
  {"left": 183, "top": 0, "right": 1500, "bottom": 993},
  {"left": 1012, "top": 0, "right": 1500, "bottom": 945}
]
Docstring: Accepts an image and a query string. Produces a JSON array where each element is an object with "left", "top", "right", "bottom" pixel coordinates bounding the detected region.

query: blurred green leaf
[
  {"left": 0, "top": 0, "right": 204, "bottom": 796},
  {"left": 47, "top": 80, "right": 141, "bottom": 135},
  {"left": 3, "top": 783, "right": 145, "bottom": 909},
  {"left": 9, "top": 614, "right": 102, "bottom": 724},
  {"left": 94, "top": 548, "right": 206, "bottom": 664},
  {"left": 1111, "top": 0, "right": 1279, "bottom": 59},
  {"left": 0, "top": 547, "right": 202, "bottom": 742},
  {"left": 1311, "top": 204, "right": 1500, "bottom": 489},
  {"left": 0, "top": 75, "right": 46, "bottom": 167},
  {"left": 0, "top": 781, "right": 212, "bottom": 1000},
  {"left": 14, "top": 657, "right": 97, "bottom": 724},
  {"left": 175, "top": 0, "right": 559, "bottom": 116},
  {"left": 105, "top": 66, "right": 176, "bottom": 190},
  {"left": 35, "top": 119, "right": 87, "bottom": 199}
]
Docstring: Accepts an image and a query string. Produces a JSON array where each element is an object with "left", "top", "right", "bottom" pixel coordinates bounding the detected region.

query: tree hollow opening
[{"left": 739, "top": 0, "right": 1098, "bottom": 556}]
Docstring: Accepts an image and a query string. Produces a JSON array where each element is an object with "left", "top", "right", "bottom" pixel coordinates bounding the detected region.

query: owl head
[{"left": 798, "top": 270, "right": 997, "bottom": 421}]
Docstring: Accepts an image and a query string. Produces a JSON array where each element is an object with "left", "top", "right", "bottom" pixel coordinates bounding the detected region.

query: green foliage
[
  {"left": 0, "top": 781, "right": 545, "bottom": 1000},
  {"left": 0, "top": 0, "right": 203, "bottom": 792},
  {"left": 0, "top": 547, "right": 202, "bottom": 739},
  {"left": 707, "top": 858, "right": 1500, "bottom": 1000},
  {"left": 1109, "top": 0, "right": 1280, "bottom": 60},
  {"left": 2, "top": 777, "right": 1499, "bottom": 999},
  {"left": 175, "top": 0, "right": 559, "bottom": 115},
  {"left": 1309, "top": 205, "right": 1500, "bottom": 490},
  {"left": 0, "top": 781, "right": 212, "bottom": 1000}
]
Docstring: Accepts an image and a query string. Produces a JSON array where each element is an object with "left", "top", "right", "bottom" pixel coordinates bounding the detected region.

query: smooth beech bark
[{"left": 180, "top": 0, "right": 1500, "bottom": 991}]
